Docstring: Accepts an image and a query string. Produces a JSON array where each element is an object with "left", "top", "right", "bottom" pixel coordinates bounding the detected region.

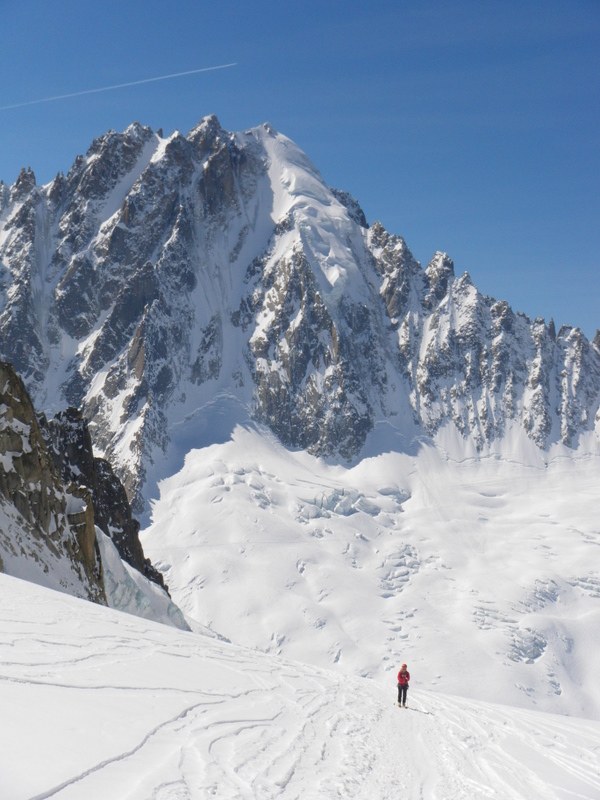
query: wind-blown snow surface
[
  {"left": 2, "top": 574, "right": 600, "bottom": 800},
  {"left": 142, "top": 420, "right": 600, "bottom": 720}
]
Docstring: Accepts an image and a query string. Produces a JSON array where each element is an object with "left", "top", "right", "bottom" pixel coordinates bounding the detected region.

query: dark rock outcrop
[
  {"left": 41, "top": 407, "right": 166, "bottom": 590},
  {"left": 0, "top": 361, "right": 105, "bottom": 601}
]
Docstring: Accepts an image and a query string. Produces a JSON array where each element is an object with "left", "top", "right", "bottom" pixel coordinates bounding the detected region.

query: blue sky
[{"left": 1, "top": 0, "right": 598, "bottom": 337}]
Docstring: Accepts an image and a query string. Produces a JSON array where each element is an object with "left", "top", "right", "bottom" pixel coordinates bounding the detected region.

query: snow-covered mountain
[
  {"left": 0, "top": 117, "right": 600, "bottom": 800},
  {"left": 1, "top": 116, "right": 598, "bottom": 513},
  {"left": 1, "top": 116, "right": 599, "bottom": 740}
]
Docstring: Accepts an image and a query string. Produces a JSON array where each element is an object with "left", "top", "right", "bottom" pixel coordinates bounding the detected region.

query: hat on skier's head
[{"left": 401, "top": 663, "right": 407, "bottom": 668}]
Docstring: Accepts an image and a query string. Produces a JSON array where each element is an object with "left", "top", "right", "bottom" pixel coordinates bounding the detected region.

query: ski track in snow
[{"left": 1, "top": 575, "right": 600, "bottom": 800}]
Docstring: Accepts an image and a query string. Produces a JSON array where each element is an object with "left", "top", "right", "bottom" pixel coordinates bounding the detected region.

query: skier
[{"left": 397, "top": 663, "right": 410, "bottom": 707}]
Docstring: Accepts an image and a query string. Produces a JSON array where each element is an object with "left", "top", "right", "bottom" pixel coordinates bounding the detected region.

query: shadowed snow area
[{"left": 1, "top": 573, "right": 599, "bottom": 800}]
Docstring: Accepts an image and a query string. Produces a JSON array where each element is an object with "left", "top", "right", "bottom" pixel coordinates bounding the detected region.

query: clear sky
[{"left": 1, "top": 0, "right": 598, "bottom": 338}]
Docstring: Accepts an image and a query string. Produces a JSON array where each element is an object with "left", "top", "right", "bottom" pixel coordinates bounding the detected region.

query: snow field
[
  {"left": 143, "top": 423, "right": 600, "bottom": 719},
  {"left": 1, "top": 573, "right": 600, "bottom": 800}
]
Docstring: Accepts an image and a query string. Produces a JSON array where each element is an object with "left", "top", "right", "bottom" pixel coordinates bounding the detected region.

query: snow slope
[
  {"left": 1, "top": 573, "right": 599, "bottom": 800},
  {"left": 142, "top": 421, "right": 600, "bottom": 720}
]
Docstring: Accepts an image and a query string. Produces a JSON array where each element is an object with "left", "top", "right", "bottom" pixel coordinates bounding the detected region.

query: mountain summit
[{"left": 1, "top": 116, "right": 599, "bottom": 509}]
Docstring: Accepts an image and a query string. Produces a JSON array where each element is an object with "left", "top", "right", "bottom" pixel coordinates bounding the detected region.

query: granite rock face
[
  {"left": 0, "top": 360, "right": 105, "bottom": 600},
  {"left": 0, "top": 358, "right": 167, "bottom": 603},
  {"left": 42, "top": 407, "right": 166, "bottom": 589},
  {"left": 1, "top": 117, "right": 599, "bottom": 509},
  {"left": 367, "top": 223, "right": 600, "bottom": 448}
]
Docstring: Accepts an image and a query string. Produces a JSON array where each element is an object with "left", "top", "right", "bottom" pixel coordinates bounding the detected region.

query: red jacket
[{"left": 397, "top": 668, "right": 410, "bottom": 685}]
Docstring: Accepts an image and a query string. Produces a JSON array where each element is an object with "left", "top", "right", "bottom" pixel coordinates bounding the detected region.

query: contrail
[{"left": 0, "top": 63, "right": 237, "bottom": 111}]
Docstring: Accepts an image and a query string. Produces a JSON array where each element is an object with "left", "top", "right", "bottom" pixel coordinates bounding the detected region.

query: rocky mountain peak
[
  {"left": 0, "top": 118, "right": 598, "bottom": 511},
  {"left": 47, "top": 171, "right": 66, "bottom": 204},
  {"left": 187, "top": 113, "right": 225, "bottom": 155},
  {"left": 0, "top": 180, "right": 9, "bottom": 212},
  {"left": 12, "top": 166, "right": 36, "bottom": 199},
  {"left": 75, "top": 123, "right": 155, "bottom": 203},
  {"left": 329, "top": 188, "right": 368, "bottom": 229},
  {"left": 425, "top": 251, "right": 454, "bottom": 303}
]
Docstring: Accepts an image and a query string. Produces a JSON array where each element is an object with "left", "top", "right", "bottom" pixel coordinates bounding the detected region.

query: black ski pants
[{"left": 397, "top": 684, "right": 408, "bottom": 705}]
